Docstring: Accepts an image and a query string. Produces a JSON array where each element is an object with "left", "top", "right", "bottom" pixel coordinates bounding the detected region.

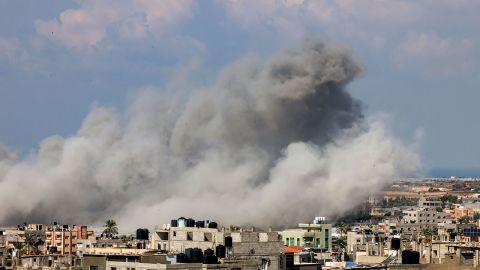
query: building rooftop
[{"left": 283, "top": 246, "right": 304, "bottom": 253}]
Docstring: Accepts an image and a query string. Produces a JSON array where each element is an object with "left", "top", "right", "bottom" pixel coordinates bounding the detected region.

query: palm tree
[
  {"left": 24, "top": 232, "right": 36, "bottom": 255},
  {"left": 12, "top": 241, "right": 24, "bottom": 268},
  {"left": 103, "top": 219, "right": 119, "bottom": 238},
  {"left": 338, "top": 222, "right": 351, "bottom": 239},
  {"left": 13, "top": 242, "right": 25, "bottom": 257}
]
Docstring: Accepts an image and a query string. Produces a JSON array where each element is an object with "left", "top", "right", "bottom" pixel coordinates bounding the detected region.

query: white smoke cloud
[{"left": 0, "top": 38, "right": 420, "bottom": 230}]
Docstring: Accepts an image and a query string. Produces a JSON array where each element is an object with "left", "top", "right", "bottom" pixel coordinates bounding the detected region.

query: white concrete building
[{"left": 402, "top": 197, "right": 451, "bottom": 230}]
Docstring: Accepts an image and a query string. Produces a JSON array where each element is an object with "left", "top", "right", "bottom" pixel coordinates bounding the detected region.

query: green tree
[
  {"left": 230, "top": 225, "right": 240, "bottom": 232},
  {"left": 439, "top": 195, "right": 458, "bottom": 208},
  {"left": 460, "top": 216, "right": 472, "bottom": 224},
  {"left": 338, "top": 223, "right": 351, "bottom": 239},
  {"left": 336, "top": 238, "right": 347, "bottom": 249},
  {"left": 103, "top": 219, "right": 119, "bottom": 238},
  {"left": 120, "top": 234, "right": 133, "bottom": 241},
  {"left": 421, "top": 228, "right": 434, "bottom": 245},
  {"left": 13, "top": 242, "right": 25, "bottom": 258},
  {"left": 23, "top": 232, "right": 36, "bottom": 255}
]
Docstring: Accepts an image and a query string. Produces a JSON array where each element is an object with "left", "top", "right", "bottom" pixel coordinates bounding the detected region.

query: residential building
[
  {"left": 151, "top": 218, "right": 284, "bottom": 270},
  {"left": 45, "top": 225, "right": 95, "bottom": 255},
  {"left": 279, "top": 219, "right": 332, "bottom": 251},
  {"left": 402, "top": 197, "right": 451, "bottom": 230}
]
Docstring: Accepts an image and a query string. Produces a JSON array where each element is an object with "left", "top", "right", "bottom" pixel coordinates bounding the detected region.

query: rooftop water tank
[
  {"left": 225, "top": 236, "right": 233, "bottom": 248},
  {"left": 178, "top": 217, "right": 186, "bottom": 227},
  {"left": 215, "top": 245, "right": 225, "bottom": 258}
]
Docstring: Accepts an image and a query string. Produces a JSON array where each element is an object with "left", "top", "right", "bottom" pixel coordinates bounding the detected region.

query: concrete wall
[
  {"left": 82, "top": 256, "right": 107, "bottom": 270},
  {"left": 356, "top": 255, "right": 387, "bottom": 264},
  {"left": 106, "top": 260, "right": 158, "bottom": 270},
  {"left": 84, "top": 248, "right": 150, "bottom": 255},
  {"left": 105, "top": 259, "right": 265, "bottom": 270},
  {"left": 426, "top": 254, "right": 476, "bottom": 270},
  {"left": 165, "top": 228, "right": 223, "bottom": 252}
]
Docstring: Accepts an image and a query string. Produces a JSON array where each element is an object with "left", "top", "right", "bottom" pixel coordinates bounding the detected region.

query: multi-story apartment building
[
  {"left": 346, "top": 229, "right": 386, "bottom": 255},
  {"left": 45, "top": 225, "right": 95, "bottom": 255},
  {"left": 151, "top": 218, "right": 284, "bottom": 270},
  {"left": 280, "top": 224, "right": 332, "bottom": 251},
  {"left": 279, "top": 218, "right": 332, "bottom": 251},
  {"left": 402, "top": 197, "right": 451, "bottom": 230}
]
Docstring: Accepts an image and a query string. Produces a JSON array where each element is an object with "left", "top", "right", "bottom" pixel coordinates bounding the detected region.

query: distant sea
[{"left": 428, "top": 168, "right": 480, "bottom": 178}]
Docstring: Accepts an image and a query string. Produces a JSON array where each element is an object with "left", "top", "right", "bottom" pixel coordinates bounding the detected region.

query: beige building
[
  {"left": 150, "top": 221, "right": 284, "bottom": 270},
  {"left": 152, "top": 226, "right": 220, "bottom": 251}
]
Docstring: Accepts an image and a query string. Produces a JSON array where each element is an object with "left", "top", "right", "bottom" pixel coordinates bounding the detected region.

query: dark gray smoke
[{"left": 0, "top": 38, "right": 419, "bottom": 229}]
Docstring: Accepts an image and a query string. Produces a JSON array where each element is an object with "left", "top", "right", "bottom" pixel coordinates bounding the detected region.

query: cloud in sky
[
  {"left": 220, "top": 0, "right": 420, "bottom": 43},
  {"left": 0, "top": 37, "right": 28, "bottom": 65},
  {"left": 394, "top": 32, "right": 474, "bottom": 76},
  {"left": 35, "top": 0, "right": 196, "bottom": 50},
  {"left": 219, "top": 0, "right": 480, "bottom": 75}
]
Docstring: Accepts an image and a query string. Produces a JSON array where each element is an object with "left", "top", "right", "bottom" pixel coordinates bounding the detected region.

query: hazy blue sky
[{"left": 0, "top": 0, "right": 479, "bottom": 175}]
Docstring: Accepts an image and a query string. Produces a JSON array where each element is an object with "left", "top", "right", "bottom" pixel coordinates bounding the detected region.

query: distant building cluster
[
  {"left": 0, "top": 217, "right": 331, "bottom": 270},
  {"left": 4, "top": 179, "right": 480, "bottom": 269}
]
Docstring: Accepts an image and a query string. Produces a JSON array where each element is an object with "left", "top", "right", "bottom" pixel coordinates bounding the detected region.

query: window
[
  {"left": 297, "top": 238, "right": 300, "bottom": 246},
  {"left": 173, "top": 231, "right": 176, "bottom": 237},
  {"left": 89, "top": 266, "right": 98, "bottom": 270},
  {"left": 111, "top": 267, "right": 117, "bottom": 270},
  {"left": 204, "top": 232, "right": 212, "bottom": 242},
  {"left": 187, "top": 232, "right": 193, "bottom": 241}
]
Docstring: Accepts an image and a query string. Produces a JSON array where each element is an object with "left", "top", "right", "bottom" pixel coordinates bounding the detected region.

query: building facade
[
  {"left": 45, "top": 225, "right": 95, "bottom": 255},
  {"left": 279, "top": 223, "right": 332, "bottom": 251},
  {"left": 402, "top": 197, "right": 451, "bottom": 230}
]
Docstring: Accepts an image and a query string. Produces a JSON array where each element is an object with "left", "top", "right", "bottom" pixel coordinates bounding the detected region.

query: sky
[{"left": 0, "top": 0, "right": 479, "bottom": 176}]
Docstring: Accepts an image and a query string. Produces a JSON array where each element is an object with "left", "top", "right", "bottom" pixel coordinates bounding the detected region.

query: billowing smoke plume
[{"left": 0, "top": 38, "right": 419, "bottom": 229}]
